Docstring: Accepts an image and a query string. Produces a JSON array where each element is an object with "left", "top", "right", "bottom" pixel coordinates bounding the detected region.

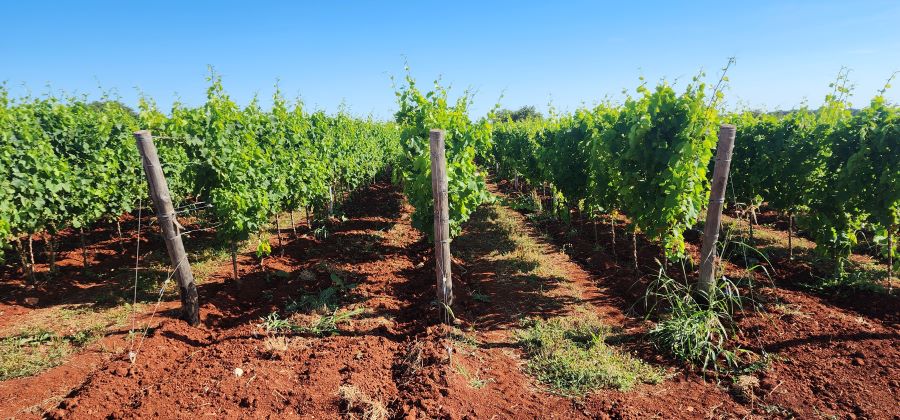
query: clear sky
[{"left": 2, "top": 0, "right": 898, "bottom": 118}]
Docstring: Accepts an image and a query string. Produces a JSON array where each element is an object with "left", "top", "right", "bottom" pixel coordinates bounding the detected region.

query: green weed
[
  {"left": 287, "top": 272, "right": 357, "bottom": 314},
  {"left": 259, "top": 312, "right": 293, "bottom": 334},
  {"left": 517, "top": 314, "right": 663, "bottom": 395},
  {"left": 644, "top": 266, "right": 751, "bottom": 372},
  {"left": 454, "top": 363, "right": 491, "bottom": 389},
  {"left": 801, "top": 268, "right": 887, "bottom": 296},
  {"left": 0, "top": 327, "right": 102, "bottom": 380},
  {"left": 298, "top": 307, "right": 366, "bottom": 336}
]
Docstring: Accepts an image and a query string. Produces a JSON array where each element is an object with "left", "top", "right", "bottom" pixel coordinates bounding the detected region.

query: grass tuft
[
  {"left": 517, "top": 314, "right": 663, "bottom": 395},
  {"left": 300, "top": 307, "right": 366, "bottom": 336},
  {"left": 454, "top": 362, "right": 492, "bottom": 389},
  {"left": 338, "top": 384, "right": 390, "bottom": 420},
  {"left": 644, "top": 265, "right": 751, "bottom": 371},
  {"left": 801, "top": 268, "right": 888, "bottom": 296},
  {"left": 0, "top": 302, "right": 130, "bottom": 380},
  {"left": 262, "top": 336, "right": 291, "bottom": 355},
  {"left": 286, "top": 272, "right": 357, "bottom": 314},
  {"left": 0, "top": 328, "right": 98, "bottom": 380}
]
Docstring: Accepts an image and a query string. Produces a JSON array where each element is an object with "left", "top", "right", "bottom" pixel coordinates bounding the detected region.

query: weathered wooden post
[
  {"left": 430, "top": 129, "right": 453, "bottom": 321},
  {"left": 327, "top": 185, "right": 335, "bottom": 216},
  {"left": 134, "top": 130, "right": 201, "bottom": 326},
  {"left": 889, "top": 227, "right": 894, "bottom": 294},
  {"left": 698, "top": 124, "right": 737, "bottom": 299},
  {"left": 788, "top": 213, "right": 794, "bottom": 260}
]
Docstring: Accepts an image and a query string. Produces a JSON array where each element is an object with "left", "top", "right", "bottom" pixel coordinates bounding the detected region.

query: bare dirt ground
[
  {"left": 1, "top": 181, "right": 898, "bottom": 419},
  {"left": 497, "top": 180, "right": 899, "bottom": 419}
]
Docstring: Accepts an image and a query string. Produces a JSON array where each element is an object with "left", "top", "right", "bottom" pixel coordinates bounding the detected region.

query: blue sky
[{"left": 2, "top": 1, "right": 898, "bottom": 118}]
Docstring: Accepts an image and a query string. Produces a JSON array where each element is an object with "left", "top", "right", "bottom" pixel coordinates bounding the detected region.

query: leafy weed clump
[
  {"left": 644, "top": 266, "right": 751, "bottom": 371},
  {"left": 287, "top": 272, "right": 357, "bottom": 314},
  {"left": 300, "top": 307, "right": 366, "bottom": 336},
  {"left": 801, "top": 268, "right": 887, "bottom": 296},
  {"left": 259, "top": 307, "right": 366, "bottom": 338}
]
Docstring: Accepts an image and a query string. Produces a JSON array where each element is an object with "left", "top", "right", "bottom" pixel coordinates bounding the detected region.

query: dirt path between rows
[
  {"left": 4, "top": 181, "right": 897, "bottom": 419},
  {"left": 5, "top": 181, "right": 728, "bottom": 419},
  {"left": 496, "top": 179, "right": 900, "bottom": 419},
  {"left": 27, "top": 182, "right": 593, "bottom": 419},
  {"left": 456, "top": 185, "right": 744, "bottom": 419}
]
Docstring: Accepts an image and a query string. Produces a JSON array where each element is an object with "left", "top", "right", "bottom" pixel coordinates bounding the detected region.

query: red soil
[
  {"left": 498, "top": 180, "right": 899, "bottom": 419},
  {"left": 0, "top": 181, "right": 897, "bottom": 419}
]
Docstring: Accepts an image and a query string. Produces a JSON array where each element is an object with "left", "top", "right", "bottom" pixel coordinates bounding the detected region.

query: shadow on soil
[{"left": 452, "top": 205, "right": 586, "bottom": 332}]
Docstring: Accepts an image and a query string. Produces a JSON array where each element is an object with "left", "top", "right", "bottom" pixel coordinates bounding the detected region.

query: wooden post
[
  {"left": 430, "top": 129, "right": 453, "bottom": 320},
  {"left": 27, "top": 236, "right": 36, "bottom": 282},
  {"left": 327, "top": 185, "right": 334, "bottom": 216},
  {"left": 47, "top": 235, "right": 58, "bottom": 274},
  {"left": 698, "top": 124, "right": 737, "bottom": 299},
  {"left": 79, "top": 227, "right": 89, "bottom": 272},
  {"left": 116, "top": 220, "right": 126, "bottom": 253},
  {"left": 231, "top": 242, "right": 239, "bottom": 281},
  {"left": 632, "top": 231, "right": 639, "bottom": 273},
  {"left": 275, "top": 214, "right": 284, "bottom": 256},
  {"left": 788, "top": 213, "right": 794, "bottom": 260},
  {"left": 134, "top": 130, "right": 200, "bottom": 326},
  {"left": 542, "top": 183, "right": 547, "bottom": 212},
  {"left": 748, "top": 216, "right": 754, "bottom": 245},
  {"left": 290, "top": 210, "right": 297, "bottom": 237},
  {"left": 889, "top": 226, "right": 894, "bottom": 294},
  {"left": 610, "top": 213, "right": 617, "bottom": 259}
]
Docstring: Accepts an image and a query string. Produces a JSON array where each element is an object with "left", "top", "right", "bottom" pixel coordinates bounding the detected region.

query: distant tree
[
  {"left": 495, "top": 105, "right": 542, "bottom": 122},
  {"left": 88, "top": 100, "right": 139, "bottom": 119}
]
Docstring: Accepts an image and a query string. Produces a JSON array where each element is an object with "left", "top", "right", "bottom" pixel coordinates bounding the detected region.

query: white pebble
[{"left": 233, "top": 367, "right": 244, "bottom": 377}]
